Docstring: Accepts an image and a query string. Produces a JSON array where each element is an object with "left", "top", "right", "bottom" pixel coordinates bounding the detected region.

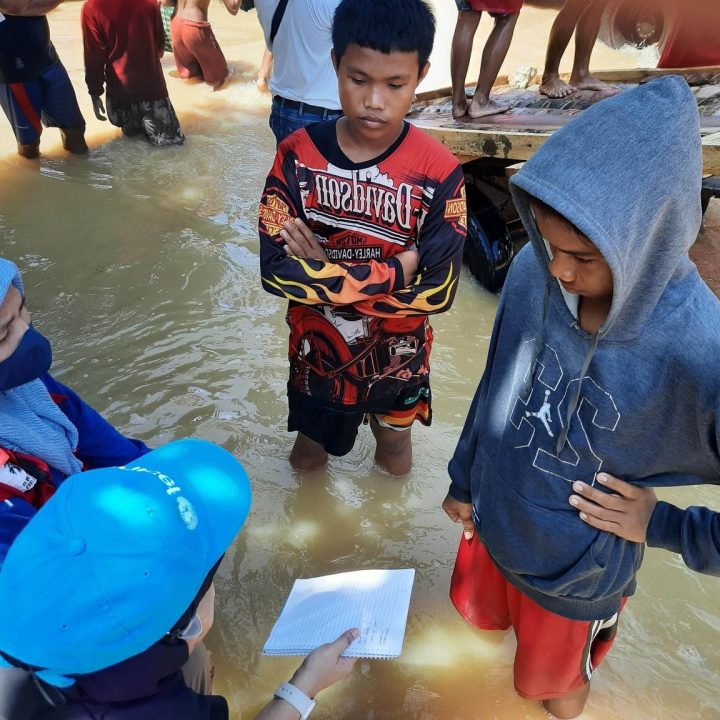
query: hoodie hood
[{"left": 510, "top": 75, "right": 702, "bottom": 341}]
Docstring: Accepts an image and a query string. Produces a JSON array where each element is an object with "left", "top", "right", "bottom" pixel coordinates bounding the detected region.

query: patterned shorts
[
  {"left": 106, "top": 95, "right": 184, "bottom": 146},
  {"left": 287, "top": 384, "right": 431, "bottom": 457}
]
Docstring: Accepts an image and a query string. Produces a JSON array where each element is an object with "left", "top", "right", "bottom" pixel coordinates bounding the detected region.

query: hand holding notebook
[{"left": 263, "top": 568, "right": 415, "bottom": 659}]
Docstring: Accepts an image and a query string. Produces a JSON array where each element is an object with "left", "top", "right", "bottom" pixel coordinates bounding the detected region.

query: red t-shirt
[
  {"left": 259, "top": 120, "right": 467, "bottom": 413},
  {"left": 81, "top": 0, "right": 168, "bottom": 102}
]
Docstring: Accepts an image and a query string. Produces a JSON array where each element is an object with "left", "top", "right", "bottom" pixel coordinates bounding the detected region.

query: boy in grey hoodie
[{"left": 443, "top": 75, "right": 720, "bottom": 718}]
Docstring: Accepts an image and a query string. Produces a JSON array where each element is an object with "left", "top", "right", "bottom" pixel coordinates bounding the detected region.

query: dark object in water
[
  {"left": 240, "top": 0, "right": 255, "bottom": 10},
  {"left": 463, "top": 183, "right": 516, "bottom": 293},
  {"left": 702, "top": 176, "right": 720, "bottom": 216}
]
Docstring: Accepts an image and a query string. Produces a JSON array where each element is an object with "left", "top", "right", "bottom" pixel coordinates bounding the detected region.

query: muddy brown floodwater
[{"left": 1, "top": 2, "right": 719, "bottom": 719}]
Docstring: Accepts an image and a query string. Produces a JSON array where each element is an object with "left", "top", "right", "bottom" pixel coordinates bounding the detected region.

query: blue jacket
[
  {"left": 0, "top": 373, "right": 149, "bottom": 563},
  {"left": 37, "top": 678, "right": 229, "bottom": 720},
  {"left": 0, "top": 377, "right": 230, "bottom": 719},
  {"left": 448, "top": 76, "right": 720, "bottom": 621}
]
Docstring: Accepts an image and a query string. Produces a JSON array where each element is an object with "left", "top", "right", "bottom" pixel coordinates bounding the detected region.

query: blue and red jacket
[
  {"left": 0, "top": 377, "right": 230, "bottom": 718},
  {"left": 0, "top": 372, "right": 150, "bottom": 564}
]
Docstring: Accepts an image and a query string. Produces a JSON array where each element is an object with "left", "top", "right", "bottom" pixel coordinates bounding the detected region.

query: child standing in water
[
  {"left": 259, "top": 0, "right": 466, "bottom": 475},
  {"left": 444, "top": 76, "right": 720, "bottom": 718},
  {"left": 450, "top": 0, "right": 523, "bottom": 118}
]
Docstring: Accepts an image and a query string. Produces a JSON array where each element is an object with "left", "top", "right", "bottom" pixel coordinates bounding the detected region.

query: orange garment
[{"left": 170, "top": 16, "right": 228, "bottom": 86}]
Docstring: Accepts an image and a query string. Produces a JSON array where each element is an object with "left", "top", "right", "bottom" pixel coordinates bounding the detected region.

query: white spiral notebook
[{"left": 263, "top": 568, "right": 415, "bottom": 659}]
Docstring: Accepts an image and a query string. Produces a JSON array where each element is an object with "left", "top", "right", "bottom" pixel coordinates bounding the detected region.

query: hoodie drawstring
[
  {"left": 522, "top": 284, "right": 550, "bottom": 395},
  {"left": 556, "top": 331, "right": 601, "bottom": 454}
]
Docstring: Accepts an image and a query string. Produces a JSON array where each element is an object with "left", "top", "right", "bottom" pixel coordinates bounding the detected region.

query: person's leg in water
[
  {"left": 59, "top": 127, "right": 88, "bottom": 154},
  {"left": 542, "top": 684, "right": 591, "bottom": 719},
  {"left": 568, "top": 0, "right": 611, "bottom": 92},
  {"left": 370, "top": 417, "right": 412, "bottom": 476},
  {"left": 41, "top": 61, "right": 88, "bottom": 153},
  {"left": 450, "top": 6, "right": 482, "bottom": 118},
  {"left": 0, "top": 79, "right": 43, "bottom": 158},
  {"left": 17, "top": 141, "right": 41, "bottom": 159},
  {"left": 539, "top": 0, "right": 588, "bottom": 99},
  {"left": 290, "top": 432, "right": 329, "bottom": 471},
  {"left": 467, "top": 12, "right": 519, "bottom": 119}
]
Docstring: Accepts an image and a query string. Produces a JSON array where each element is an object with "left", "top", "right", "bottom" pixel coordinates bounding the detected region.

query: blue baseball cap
[{"left": 0, "top": 438, "right": 251, "bottom": 684}]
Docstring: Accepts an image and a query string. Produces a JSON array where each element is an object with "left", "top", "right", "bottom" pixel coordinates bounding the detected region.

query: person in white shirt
[{"left": 255, "top": 0, "right": 343, "bottom": 144}]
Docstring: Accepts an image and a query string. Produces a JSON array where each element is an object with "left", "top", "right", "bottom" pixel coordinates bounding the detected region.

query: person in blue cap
[
  {"left": 0, "top": 257, "right": 150, "bottom": 566},
  {"left": 0, "top": 438, "right": 359, "bottom": 719}
]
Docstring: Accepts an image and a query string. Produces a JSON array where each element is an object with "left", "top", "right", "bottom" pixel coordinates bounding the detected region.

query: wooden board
[
  {"left": 408, "top": 68, "right": 720, "bottom": 173},
  {"left": 705, "top": 132, "right": 720, "bottom": 175}
]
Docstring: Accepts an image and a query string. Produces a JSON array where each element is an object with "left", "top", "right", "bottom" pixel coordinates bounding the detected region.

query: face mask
[{"left": 0, "top": 326, "right": 52, "bottom": 391}]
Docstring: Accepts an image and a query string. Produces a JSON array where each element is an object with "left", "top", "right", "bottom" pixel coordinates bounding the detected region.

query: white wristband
[{"left": 274, "top": 682, "right": 317, "bottom": 719}]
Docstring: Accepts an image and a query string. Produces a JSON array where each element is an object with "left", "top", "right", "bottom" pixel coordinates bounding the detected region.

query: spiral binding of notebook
[{"left": 262, "top": 568, "right": 415, "bottom": 659}]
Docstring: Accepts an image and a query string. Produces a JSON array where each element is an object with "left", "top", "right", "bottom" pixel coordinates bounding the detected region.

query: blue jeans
[{"left": 269, "top": 96, "right": 342, "bottom": 146}]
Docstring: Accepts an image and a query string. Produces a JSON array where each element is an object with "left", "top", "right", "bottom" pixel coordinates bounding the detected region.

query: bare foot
[
  {"left": 452, "top": 97, "right": 469, "bottom": 119},
  {"left": 539, "top": 73, "right": 575, "bottom": 99},
  {"left": 569, "top": 72, "right": 612, "bottom": 93},
  {"left": 467, "top": 97, "right": 510, "bottom": 119},
  {"left": 290, "top": 433, "right": 328, "bottom": 471}
]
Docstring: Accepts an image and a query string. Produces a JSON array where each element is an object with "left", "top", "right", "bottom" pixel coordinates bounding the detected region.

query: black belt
[{"left": 272, "top": 95, "right": 340, "bottom": 116}]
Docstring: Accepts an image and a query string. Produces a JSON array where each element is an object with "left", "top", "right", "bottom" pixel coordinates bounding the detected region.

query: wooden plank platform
[{"left": 408, "top": 69, "right": 720, "bottom": 174}]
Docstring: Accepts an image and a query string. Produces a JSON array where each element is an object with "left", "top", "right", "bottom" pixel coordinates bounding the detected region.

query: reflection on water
[{"left": 1, "top": 3, "right": 719, "bottom": 719}]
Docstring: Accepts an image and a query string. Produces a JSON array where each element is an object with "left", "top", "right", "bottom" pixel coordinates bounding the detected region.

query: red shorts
[
  {"left": 450, "top": 536, "right": 626, "bottom": 700},
  {"left": 170, "top": 16, "right": 228, "bottom": 87}
]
